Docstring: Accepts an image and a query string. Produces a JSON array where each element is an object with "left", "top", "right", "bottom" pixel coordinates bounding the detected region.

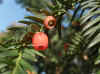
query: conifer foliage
[{"left": 0, "top": 0, "right": 100, "bottom": 74}]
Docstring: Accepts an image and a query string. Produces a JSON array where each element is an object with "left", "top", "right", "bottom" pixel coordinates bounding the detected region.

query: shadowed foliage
[{"left": 0, "top": 0, "right": 100, "bottom": 74}]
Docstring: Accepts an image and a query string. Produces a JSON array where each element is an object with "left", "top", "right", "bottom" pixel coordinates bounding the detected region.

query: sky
[{"left": 0, "top": 0, "right": 28, "bottom": 32}]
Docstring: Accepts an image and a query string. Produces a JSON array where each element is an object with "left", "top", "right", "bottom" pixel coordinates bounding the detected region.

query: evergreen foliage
[{"left": 0, "top": 0, "right": 100, "bottom": 74}]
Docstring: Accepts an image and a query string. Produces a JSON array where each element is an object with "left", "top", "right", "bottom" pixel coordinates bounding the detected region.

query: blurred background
[{"left": 0, "top": 0, "right": 29, "bottom": 32}]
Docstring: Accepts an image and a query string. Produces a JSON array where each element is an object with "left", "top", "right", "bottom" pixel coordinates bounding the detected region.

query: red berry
[
  {"left": 58, "top": 52, "right": 62, "bottom": 56},
  {"left": 64, "top": 43, "right": 69, "bottom": 51},
  {"left": 44, "top": 16, "right": 56, "bottom": 29},
  {"left": 64, "top": 43, "right": 69, "bottom": 48},
  {"left": 72, "top": 21, "right": 80, "bottom": 27},
  {"left": 83, "top": 55, "right": 88, "bottom": 61},
  {"left": 32, "top": 32, "right": 48, "bottom": 51}
]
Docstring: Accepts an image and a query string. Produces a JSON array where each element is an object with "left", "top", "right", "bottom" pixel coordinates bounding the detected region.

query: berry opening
[
  {"left": 38, "top": 45, "right": 44, "bottom": 49},
  {"left": 48, "top": 20, "right": 55, "bottom": 26}
]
